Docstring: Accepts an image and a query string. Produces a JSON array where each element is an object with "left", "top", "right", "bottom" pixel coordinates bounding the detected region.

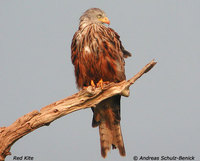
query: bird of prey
[{"left": 71, "top": 8, "right": 131, "bottom": 158}]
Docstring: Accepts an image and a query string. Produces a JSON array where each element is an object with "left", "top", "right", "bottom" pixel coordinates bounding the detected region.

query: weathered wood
[{"left": 0, "top": 59, "right": 156, "bottom": 161}]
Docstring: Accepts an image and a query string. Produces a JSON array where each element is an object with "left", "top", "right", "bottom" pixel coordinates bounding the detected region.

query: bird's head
[{"left": 80, "top": 8, "right": 110, "bottom": 26}]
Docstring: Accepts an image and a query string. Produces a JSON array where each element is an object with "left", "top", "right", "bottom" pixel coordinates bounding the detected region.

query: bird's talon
[
  {"left": 103, "top": 81, "right": 110, "bottom": 85},
  {"left": 83, "top": 86, "right": 88, "bottom": 90}
]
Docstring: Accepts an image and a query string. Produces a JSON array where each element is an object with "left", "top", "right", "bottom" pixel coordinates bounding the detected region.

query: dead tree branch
[{"left": 0, "top": 59, "right": 157, "bottom": 161}]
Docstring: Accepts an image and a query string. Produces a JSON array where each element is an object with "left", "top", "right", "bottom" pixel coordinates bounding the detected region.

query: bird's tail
[
  {"left": 92, "top": 95, "right": 125, "bottom": 158},
  {"left": 99, "top": 120, "right": 125, "bottom": 158}
]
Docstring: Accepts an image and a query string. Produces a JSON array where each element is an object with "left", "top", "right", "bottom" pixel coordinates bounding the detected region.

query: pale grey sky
[{"left": 0, "top": 1, "right": 200, "bottom": 161}]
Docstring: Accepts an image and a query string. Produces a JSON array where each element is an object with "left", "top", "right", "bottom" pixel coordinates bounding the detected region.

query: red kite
[{"left": 71, "top": 8, "right": 131, "bottom": 158}]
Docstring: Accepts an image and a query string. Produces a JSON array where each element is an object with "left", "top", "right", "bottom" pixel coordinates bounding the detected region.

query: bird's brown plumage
[{"left": 71, "top": 8, "right": 131, "bottom": 158}]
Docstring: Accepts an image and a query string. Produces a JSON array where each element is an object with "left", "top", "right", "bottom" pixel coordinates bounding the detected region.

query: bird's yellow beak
[{"left": 99, "top": 17, "right": 110, "bottom": 25}]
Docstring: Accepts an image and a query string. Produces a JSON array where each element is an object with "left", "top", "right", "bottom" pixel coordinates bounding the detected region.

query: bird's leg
[
  {"left": 97, "top": 79, "right": 103, "bottom": 89},
  {"left": 83, "top": 80, "right": 95, "bottom": 90},
  {"left": 91, "top": 80, "right": 96, "bottom": 88},
  {"left": 97, "top": 79, "right": 110, "bottom": 89}
]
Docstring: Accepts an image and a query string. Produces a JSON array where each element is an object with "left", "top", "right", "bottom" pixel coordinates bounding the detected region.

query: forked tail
[
  {"left": 99, "top": 121, "right": 125, "bottom": 158},
  {"left": 92, "top": 95, "right": 125, "bottom": 158}
]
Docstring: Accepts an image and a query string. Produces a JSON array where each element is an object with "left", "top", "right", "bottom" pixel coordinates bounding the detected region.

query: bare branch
[{"left": 0, "top": 59, "right": 156, "bottom": 161}]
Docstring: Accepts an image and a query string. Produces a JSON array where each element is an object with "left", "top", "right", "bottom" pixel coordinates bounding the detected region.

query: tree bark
[{"left": 0, "top": 59, "right": 156, "bottom": 161}]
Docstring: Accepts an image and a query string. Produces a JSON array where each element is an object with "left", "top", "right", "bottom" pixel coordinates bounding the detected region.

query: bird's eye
[{"left": 97, "top": 14, "right": 102, "bottom": 19}]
